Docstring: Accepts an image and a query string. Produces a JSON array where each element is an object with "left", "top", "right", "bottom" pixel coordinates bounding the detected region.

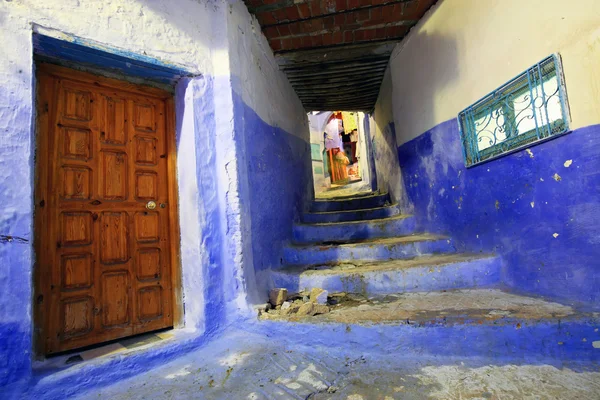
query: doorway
[
  {"left": 309, "top": 111, "right": 373, "bottom": 197},
  {"left": 34, "top": 64, "right": 180, "bottom": 355}
]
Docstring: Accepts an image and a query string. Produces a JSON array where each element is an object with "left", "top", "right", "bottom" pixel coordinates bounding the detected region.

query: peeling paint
[
  {"left": 553, "top": 173, "right": 562, "bottom": 182},
  {"left": 526, "top": 149, "right": 534, "bottom": 158}
]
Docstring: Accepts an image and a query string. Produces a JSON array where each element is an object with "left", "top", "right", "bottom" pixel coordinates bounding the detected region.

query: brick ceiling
[{"left": 243, "top": 0, "right": 437, "bottom": 111}]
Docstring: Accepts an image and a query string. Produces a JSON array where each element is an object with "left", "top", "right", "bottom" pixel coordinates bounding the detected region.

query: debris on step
[
  {"left": 259, "top": 289, "right": 366, "bottom": 319},
  {"left": 297, "top": 302, "right": 329, "bottom": 316},
  {"left": 253, "top": 303, "right": 271, "bottom": 315},
  {"left": 310, "top": 288, "right": 329, "bottom": 304},
  {"left": 269, "top": 288, "right": 288, "bottom": 307},
  {"left": 281, "top": 303, "right": 302, "bottom": 316},
  {"left": 286, "top": 290, "right": 309, "bottom": 302},
  {"left": 327, "top": 292, "right": 348, "bottom": 305}
]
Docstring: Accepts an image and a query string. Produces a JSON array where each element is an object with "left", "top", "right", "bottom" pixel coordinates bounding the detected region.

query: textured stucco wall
[
  {"left": 0, "top": 0, "right": 220, "bottom": 387},
  {"left": 389, "top": 0, "right": 600, "bottom": 146},
  {"left": 369, "top": 69, "right": 409, "bottom": 208},
  {"left": 382, "top": 0, "right": 600, "bottom": 309},
  {"left": 309, "top": 112, "right": 332, "bottom": 194},
  {"left": 0, "top": 0, "right": 306, "bottom": 390},
  {"left": 226, "top": 1, "right": 312, "bottom": 303}
]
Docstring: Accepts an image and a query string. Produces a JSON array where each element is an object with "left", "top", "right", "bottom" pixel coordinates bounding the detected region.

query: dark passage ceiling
[{"left": 243, "top": 0, "right": 437, "bottom": 111}]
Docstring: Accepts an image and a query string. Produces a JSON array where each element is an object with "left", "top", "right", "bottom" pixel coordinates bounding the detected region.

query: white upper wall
[
  {"left": 1, "top": 0, "right": 219, "bottom": 75},
  {"left": 390, "top": 0, "right": 600, "bottom": 145},
  {"left": 227, "top": 1, "right": 308, "bottom": 138}
]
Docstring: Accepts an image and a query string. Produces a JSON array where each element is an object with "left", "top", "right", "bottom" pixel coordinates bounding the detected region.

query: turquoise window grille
[{"left": 458, "top": 54, "right": 570, "bottom": 167}]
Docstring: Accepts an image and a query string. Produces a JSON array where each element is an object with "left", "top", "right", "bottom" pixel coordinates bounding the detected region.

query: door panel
[{"left": 35, "top": 64, "right": 176, "bottom": 354}]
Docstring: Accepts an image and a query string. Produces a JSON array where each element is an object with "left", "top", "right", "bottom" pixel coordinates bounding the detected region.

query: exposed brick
[
  {"left": 297, "top": 3, "right": 311, "bottom": 18},
  {"left": 300, "top": 20, "right": 313, "bottom": 33},
  {"left": 332, "top": 30, "right": 343, "bottom": 44},
  {"left": 246, "top": 0, "right": 263, "bottom": 8},
  {"left": 273, "top": 8, "right": 288, "bottom": 22},
  {"left": 334, "top": 13, "right": 346, "bottom": 26},
  {"left": 356, "top": 8, "right": 370, "bottom": 22},
  {"left": 292, "top": 36, "right": 304, "bottom": 48},
  {"left": 343, "top": 30, "right": 354, "bottom": 43},
  {"left": 323, "top": 15, "right": 335, "bottom": 30},
  {"left": 263, "top": 0, "right": 279, "bottom": 4},
  {"left": 385, "top": 24, "right": 408, "bottom": 39},
  {"left": 269, "top": 39, "right": 282, "bottom": 51},
  {"left": 354, "top": 29, "right": 366, "bottom": 41},
  {"left": 358, "top": 0, "right": 373, "bottom": 6},
  {"left": 347, "top": 0, "right": 361, "bottom": 10},
  {"left": 277, "top": 24, "right": 291, "bottom": 37},
  {"left": 301, "top": 36, "right": 313, "bottom": 48},
  {"left": 336, "top": 0, "right": 347, "bottom": 12},
  {"left": 313, "top": 34, "right": 324, "bottom": 47},
  {"left": 362, "top": 28, "right": 377, "bottom": 40},
  {"left": 322, "top": 32, "right": 333, "bottom": 46},
  {"left": 402, "top": 0, "right": 435, "bottom": 19},
  {"left": 346, "top": 10, "right": 358, "bottom": 23},
  {"left": 369, "top": 6, "right": 384, "bottom": 25},
  {"left": 324, "top": 0, "right": 337, "bottom": 13},
  {"left": 384, "top": 24, "right": 395, "bottom": 38},
  {"left": 256, "top": 11, "right": 277, "bottom": 25},
  {"left": 288, "top": 21, "right": 301, "bottom": 35},
  {"left": 280, "top": 37, "right": 294, "bottom": 50},
  {"left": 383, "top": 4, "right": 403, "bottom": 23},
  {"left": 375, "top": 27, "right": 386, "bottom": 39},
  {"left": 311, "top": 18, "right": 325, "bottom": 32},
  {"left": 263, "top": 26, "right": 279, "bottom": 38},
  {"left": 308, "top": 0, "right": 320, "bottom": 16},
  {"left": 285, "top": 5, "right": 300, "bottom": 21}
]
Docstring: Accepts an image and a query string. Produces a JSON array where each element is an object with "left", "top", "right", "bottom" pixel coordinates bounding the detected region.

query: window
[{"left": 458, "top": 55, "right": 570, "bottom": 167}]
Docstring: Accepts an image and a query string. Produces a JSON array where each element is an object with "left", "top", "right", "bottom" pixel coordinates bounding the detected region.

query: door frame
[{"left": 32, "top": 63, "right": 183, "bottom": 356}]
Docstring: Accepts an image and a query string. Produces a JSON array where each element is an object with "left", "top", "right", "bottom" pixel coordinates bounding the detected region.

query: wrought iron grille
[{"left": 458, "top": 54, "right": 570, "bottom": 167}]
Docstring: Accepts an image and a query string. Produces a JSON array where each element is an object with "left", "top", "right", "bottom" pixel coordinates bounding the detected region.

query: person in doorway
[
  {"left": 341, "top": 129, "right": 352, "bottom": 163},
  {"left": 350, "top": 128, "right": 358, "bottom": 163}
]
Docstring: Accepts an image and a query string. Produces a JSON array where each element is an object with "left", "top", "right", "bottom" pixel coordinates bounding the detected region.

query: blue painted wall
[
  {"left": 232, "top": 91, "right": 312, "bottom": 300},
  {"left": 0, "top": 82, "right": 34, "bottom": 390},
  {"left": 397, "top": 120, "right": 600, "bottom": 309}
]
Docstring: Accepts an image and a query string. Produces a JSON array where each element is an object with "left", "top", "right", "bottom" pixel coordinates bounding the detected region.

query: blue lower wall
[
  {"left": 233, "top": 92, "right": 311, "bottom": 300},
  {"left": 397, "top": 120, "right": 600, "bottom": 309}
]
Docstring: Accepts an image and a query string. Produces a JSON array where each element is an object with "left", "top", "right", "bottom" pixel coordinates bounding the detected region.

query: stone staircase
[
  {"left": 276, "top": 191, "right": 502, "bottom": 294},
  {"left": 258, "top": 191, "right": 600, "bottom": 364}
]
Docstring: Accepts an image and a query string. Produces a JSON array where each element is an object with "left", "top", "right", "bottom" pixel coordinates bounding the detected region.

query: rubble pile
[{"left": 257, "top": 288, "right": 363, "bottom": 320}]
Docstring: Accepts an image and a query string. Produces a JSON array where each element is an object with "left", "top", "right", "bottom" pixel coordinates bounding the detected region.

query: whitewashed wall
[{"left": 389, "top": 0, "right": 600, "bottom": 145}]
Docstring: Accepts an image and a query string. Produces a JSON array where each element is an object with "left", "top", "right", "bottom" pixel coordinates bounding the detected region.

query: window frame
[{"left": 457, "top": 54, "right": 571, "bottom": 168}]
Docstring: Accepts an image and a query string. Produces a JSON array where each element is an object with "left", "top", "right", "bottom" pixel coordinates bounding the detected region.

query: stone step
[
  {"left": 293, "top": 215, "right": 417, "bottom": 244},
  {"left": 257, "top": 289, "right": 600, "bottom": 362},
  {"left": 311, "top": 192, "right": 389, "bottom": 212},
  {"left": 302, "top": 204, "right": 400, "bottom": 224},
  {"left": 273, "top": 254, "right": 501, "bottom": 295},
  {"left": 282, "top": 234, "right": 455, "bottom": 266}
]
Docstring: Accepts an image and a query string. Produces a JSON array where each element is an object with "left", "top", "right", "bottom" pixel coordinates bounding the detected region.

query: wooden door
[{"left": 35, "top": 64, "right": 179, "bottom": 354}]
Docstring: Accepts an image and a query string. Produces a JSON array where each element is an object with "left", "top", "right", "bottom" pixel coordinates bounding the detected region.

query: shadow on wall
[
  {"left": 391, "top": 30, "right": 460, "bottom": 143},
  {"left": 392, "top": 24, "right": 600, "bottom": 310},
  {"left": 233, "top": 91, "right": 311, "bottom": 305},
  {"left": 374, "top": 29, "right": 460, "bottom": 210}
]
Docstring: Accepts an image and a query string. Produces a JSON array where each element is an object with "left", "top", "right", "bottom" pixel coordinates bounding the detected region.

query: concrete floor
[{"left": 76, "top": 330, "right": 600, "bottom": 400}]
